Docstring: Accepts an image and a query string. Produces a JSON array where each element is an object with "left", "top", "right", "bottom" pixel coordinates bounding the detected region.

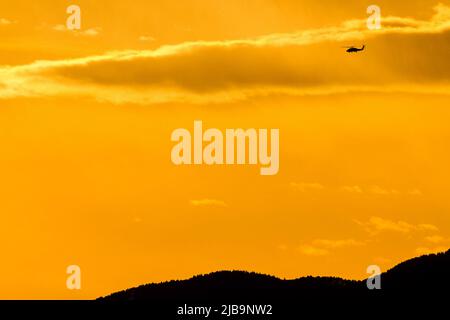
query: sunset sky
[{"left": 0, "top": 0, "right": 449, "bottom": 299}]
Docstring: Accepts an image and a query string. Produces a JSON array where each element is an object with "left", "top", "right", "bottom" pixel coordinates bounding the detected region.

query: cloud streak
[
  {"left": 355, "top": 216, "right": 439, "bottom": 235},
  {"left": 190, "top": 199, "right": 227, "bottom": 207},
  {"left": 0, "top": 4, "right": 449, "bottom": 104},
  {"left": 299, "top": 238, "right": 365, "bottom": 256},
  {"left": 290, "top": 182, "right": 325, "bottom": 192},
  {"left": 52, "top": 25, "right": 102, "bottom": 37},
  {"left": 0, "top": 18, "right": 15, "bottom": 25}
]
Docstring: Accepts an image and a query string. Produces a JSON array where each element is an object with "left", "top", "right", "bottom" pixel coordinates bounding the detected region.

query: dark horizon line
[{"left": 99, "top": 248, "right": 450, "bottom": 300}]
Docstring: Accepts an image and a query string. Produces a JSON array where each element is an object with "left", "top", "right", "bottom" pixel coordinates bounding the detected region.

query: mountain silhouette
[{"left": 99, "top": 249, "right": 449, "bottom": 303}]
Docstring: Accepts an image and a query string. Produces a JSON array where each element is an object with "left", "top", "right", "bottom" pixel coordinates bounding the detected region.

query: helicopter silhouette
[{"left": 343, "top": 45, "right": 365, "bottom": 53}]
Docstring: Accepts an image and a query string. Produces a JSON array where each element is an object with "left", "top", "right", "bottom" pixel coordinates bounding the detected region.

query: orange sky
[{"left": 0, "top": 0, "right": 449, "bottom": 299}]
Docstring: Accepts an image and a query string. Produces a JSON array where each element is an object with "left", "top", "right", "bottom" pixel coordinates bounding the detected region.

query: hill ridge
[{"left": 99, "top": 249, "right": 449, "bottom": 301}]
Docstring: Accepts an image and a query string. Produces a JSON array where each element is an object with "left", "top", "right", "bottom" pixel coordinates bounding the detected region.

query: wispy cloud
[
  {"left": 190, "top": 199, "right": 227, "bottom": 207},
  {"left": 290, "top": 182, "right": 325, "bottom": 192},
  {"left": 139, "top": 35, "right": 156, "bottom": 42},
  {"left": 340, "top": 185, "right": 422, "bottom": 196},
  {"left": 0, "top": 4, "right": 449, "bottom": 104},
  {"left": 340, "top": 185, "right": 363, "bottom": 193},
  {"left": 424, "top": 235, "right": 448, "bottom": 244},
  {"left": 0, "top": 18, "right": 16, "bottom": 25},
  {"left": 355, "top": 216, "right": 438, "bottom": 235},
  {"left": 368, "top": 185, "right": 398, "bottom": 195},
  {"left": 53, "top": 24, "right": 101, "bottom": 37},
  {"left": 312, "top": 238, "right": 365, "bottom": 249},
  {"left": 416, "top": 233, "right": 449, "bottom": 255},
  {"left": 298, "top": 245, "right": 329, "bottom": 256},
  {"left": 408, "top": 189, "right": 423, "bottom": 196},
  {"left": 299, "top": 238, "right": 364, "bottom": 256}
]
